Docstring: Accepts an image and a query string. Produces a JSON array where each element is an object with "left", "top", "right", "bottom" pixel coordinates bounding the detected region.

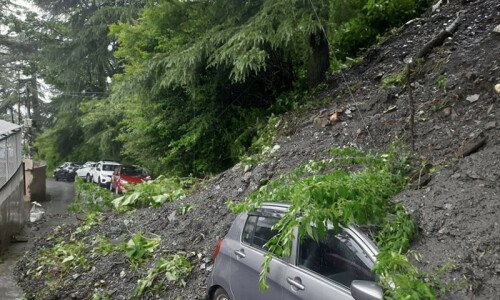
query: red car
[{"left": 110, "top": 165, "right": 150, "bottom": 194}]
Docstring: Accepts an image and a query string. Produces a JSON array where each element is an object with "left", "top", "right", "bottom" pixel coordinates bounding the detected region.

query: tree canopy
[{"left": 1, "top": 0, "right": 431, "bottom": 175}]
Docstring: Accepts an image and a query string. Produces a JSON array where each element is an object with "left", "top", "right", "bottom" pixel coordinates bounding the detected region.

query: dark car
[
  {"left": 53, "top": 162, "right": 81, "bottom": 181},
  {"left": 207, "top": 203, "right": 383, "bottom": 300}
]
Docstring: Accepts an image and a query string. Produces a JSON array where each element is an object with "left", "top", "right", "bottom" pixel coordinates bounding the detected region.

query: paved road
[{"left": 0, "top": 178, "right": 76, "bottom": 299}]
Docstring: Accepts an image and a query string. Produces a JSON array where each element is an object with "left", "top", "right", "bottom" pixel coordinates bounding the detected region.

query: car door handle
[
  {"left": 287, "top": 277, "right": 305, "bottom": 291},
  {"left": 234, "top": 249, "right": 246, "bottom": 258}
]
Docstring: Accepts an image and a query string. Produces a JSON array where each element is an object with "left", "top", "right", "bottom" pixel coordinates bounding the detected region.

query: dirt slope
[{"left": 15, "top": 0, "right": 499, "bottom": 299}]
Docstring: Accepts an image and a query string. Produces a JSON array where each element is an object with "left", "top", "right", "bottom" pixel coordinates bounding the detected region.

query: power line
[{"left": 307, "top": 0, "right": 376, "bottom": 148}]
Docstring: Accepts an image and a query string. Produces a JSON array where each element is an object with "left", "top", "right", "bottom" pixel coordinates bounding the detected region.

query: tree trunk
[
  {"left": 29, "top": 71, "right": 41, "bottom": 133},
  {"left": 307, "top": 30, "right": 330, "bottom": 88}
]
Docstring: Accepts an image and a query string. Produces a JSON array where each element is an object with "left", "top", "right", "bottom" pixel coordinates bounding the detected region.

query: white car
[
  {"left": 76, "top": 161, "right": 96, "bottom": 181},
  {"left": 91, "top": 161, "right": 120, "bottom": 187}
]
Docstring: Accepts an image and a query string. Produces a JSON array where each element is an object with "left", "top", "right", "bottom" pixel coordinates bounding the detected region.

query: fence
[{"left": 0, "top": 120, "right": 24, "bottom": 252}]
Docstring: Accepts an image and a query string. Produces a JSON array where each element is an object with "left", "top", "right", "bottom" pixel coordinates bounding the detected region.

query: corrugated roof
[{"left": 0, "top": 120, "right": 21, "bottom": 139}]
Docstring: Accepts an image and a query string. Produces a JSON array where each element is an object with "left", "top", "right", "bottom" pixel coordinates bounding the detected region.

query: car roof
[
  {"left": 254, "top": 202, "right": 379, "bottom": 258},
  {"left": 99, "top": 161, "right": 120, "bottom": 165}
]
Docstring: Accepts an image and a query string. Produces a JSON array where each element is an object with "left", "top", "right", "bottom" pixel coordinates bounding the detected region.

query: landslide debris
[{"left": 15, "top": 0, "right": 500, "bottom": 299}]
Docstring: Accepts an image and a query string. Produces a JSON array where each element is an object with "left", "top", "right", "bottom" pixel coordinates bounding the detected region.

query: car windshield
[
  {"left": 121, "top": 166, "right": 146, "bottom": 176},
  {"left": 102, "top": 164, "right": 118, "bottom": 171},
  {"left": 298, "top": 228, "right": 375, "bottom": 288}
]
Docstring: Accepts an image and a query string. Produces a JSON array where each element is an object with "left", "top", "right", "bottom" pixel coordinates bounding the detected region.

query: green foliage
[
  {"left": 35, "top": 239, "right": 89, "bottom": 277},
  {"left": 111, "top": 176, "right": 200, "bottom": 210},
  {"left": 92, "top": 236, "right": 117, "bottom": 257},
  {"left": 436, "top": 74, "right": 447, "bottom": 92},
  {"left": 74, "top": 212, "right": 103, "bottom": 235},
  {"left": 28, "top": 0, "right": 431, "bottom": 177},
  {"left": 230, "top": 145, "right": 434, "bottom": 297},
  {"left": 177, "top": 203, "right": 196, "bottom": 216},
  {"left": 240, "top": 115, "right": 281, "bottom": 166},
  {"left": 72, "top": 177, "right": 116, "bottom": 212},
  {"left": 134, "top": 254, "right": 192, "bottom": 297},
  {"left": 381, "top": 70, "right": 406, "bottom": 88},
  {"left": 122, "top": 233, "right": 160, "bottom": 264}
]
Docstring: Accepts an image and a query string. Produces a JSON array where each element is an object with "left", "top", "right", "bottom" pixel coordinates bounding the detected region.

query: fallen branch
[{"left": 415, "top": 11, "right": 463, "bottom": 59}]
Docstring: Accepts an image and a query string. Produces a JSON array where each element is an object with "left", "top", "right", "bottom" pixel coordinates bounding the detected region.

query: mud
[
  {"left": 14, "top": 0, "right": 500, "bottom": 299},
  {"left": 0, "top": 179, "right": 76, "bottom": 299}
]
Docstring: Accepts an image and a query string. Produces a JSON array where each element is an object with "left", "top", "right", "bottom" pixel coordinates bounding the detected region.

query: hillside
[{"left": 15, "top": 0, "right": 499, "bottom": 299}]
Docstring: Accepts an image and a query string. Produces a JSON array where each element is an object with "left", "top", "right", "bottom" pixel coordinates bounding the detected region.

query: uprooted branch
[{"left": 416, "top": 11, "right": 463, "bottom": 59}]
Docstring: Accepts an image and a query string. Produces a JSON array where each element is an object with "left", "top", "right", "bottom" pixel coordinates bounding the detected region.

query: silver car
[{"left": 207, "top": 203, "right": 383, "bottom": 300}]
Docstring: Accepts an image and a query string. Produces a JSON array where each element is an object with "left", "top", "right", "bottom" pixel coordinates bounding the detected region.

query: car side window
[
  {"left": 297, "top": 229, "right": 375, "bottom": 288},
  {"left": 242, "top": 215, "right": 279, "bottom": 251}
]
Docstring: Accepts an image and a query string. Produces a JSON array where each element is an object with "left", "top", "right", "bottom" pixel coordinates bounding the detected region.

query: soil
[
  {"left": 14, "top": 0, "right": 500, "bottom": 299},
  {"left": 0, "top": 179, "right": 77, "bottom": 299}
]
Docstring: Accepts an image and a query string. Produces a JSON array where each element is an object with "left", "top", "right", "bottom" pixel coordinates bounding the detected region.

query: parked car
[
  {"left": 207, "top": 203, "right": 382, "bottom": 300},
  {"left": 53, "top": 162, "right": 81, "bottom": 181},
  {"left": 110, "top": 164, "right": 150, "bottom": 193},
  {"left": 76, "top": 161, "right": 96, "bottom": 181},
  {"left": 90, "top": 161, "right": 120, "bottom": 187}
]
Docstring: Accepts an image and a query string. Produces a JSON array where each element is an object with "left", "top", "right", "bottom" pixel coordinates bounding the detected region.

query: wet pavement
[{"left": 0, "top": 178, "right": 76, "bottom": 299}]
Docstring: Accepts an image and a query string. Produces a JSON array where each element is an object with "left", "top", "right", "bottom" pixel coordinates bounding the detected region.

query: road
[{"left": 0, "top": 178, "right": 76, "bottom": 299}]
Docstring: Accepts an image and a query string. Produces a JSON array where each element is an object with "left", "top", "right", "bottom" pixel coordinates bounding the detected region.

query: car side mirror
[{"left": 350, "top": 280, "right": 383, "bottom": 300}]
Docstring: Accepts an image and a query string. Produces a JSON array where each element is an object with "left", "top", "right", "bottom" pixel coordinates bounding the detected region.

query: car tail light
[{"left": 213, "top": 239, "right": 223, "bottom": 260}]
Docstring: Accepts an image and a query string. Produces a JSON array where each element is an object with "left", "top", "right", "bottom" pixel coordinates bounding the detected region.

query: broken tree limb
[
  {"left": 416, "top": 11, "right": 463, "bottom": 59},
  {"left": 406, "top": 64, "right": 416, "bottom": 151}
]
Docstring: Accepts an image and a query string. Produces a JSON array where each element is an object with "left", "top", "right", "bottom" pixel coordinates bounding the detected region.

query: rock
[
  {"left": 313, "top": 116, "right": 330, "bottom": 128},
  {"left": 487, "top": 104, "right": 494, "bottom": 114},
  {"left": 493, "top": 24, "right": 500, "bottom": 34},
  {"left": 383, "top": 105, "right": 397, "bottom": 114},
  {"left": 270, "top": 144, "right": 280, "bottom": 154},
  {"left": 465, "top": 72, "right": 477, "bottom": 81},
  {"left": 243, "top": 164, "right": 252, "bottom": 173},
  {"left": 495, "top": 83, "right": 500, "bottom": 94},
  {"left": 167, "top": 211, "right": 177, "bottom": 222},
  {"left": 374, "top": 72, "right": 384, "bottom": 80},
  {"left": 484, "top": 121, "right": 496, "bottom": 130},
  {"left": 344, "top": 109, "right": 353, "bottom": 119},
  {"left": 329, "top": 112, "right": 341, "bottom": 124},
  {"left": 459, "top": 132, "right": 487, "bottom": 157},
  {"left": 466, "top": 94, "right": 480, "bottom": 103},
  {"left": 72, "top": 273, "right": 80, "bottom": 280},
  {"left": 120, "top": 270, "right": 126, "bottom": 278},
  {"left": 442, "top": 107, "right": 452, "bottom": 116},
  {"left": 241, "top": 172, "right": 252, "bottom": 183}
]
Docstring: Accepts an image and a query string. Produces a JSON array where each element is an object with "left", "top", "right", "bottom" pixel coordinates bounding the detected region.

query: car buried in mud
[{"left": 207, "top": 203, "right": 382, "bottom": 300}]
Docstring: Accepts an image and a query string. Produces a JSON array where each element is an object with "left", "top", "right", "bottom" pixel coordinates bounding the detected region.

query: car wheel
[
  {"left": 213, "top": 288, "right": 230, "bottom": 300},
  {"left": 86, "top": 174, "right": 90, "bottom": 182}
]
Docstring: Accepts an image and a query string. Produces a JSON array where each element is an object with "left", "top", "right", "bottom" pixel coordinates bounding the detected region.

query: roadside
[{"left": 0, "top": 179, "right": 76, "bottom": 299}]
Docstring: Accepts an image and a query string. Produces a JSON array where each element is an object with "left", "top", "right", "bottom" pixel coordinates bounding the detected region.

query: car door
[
  {"left": 228, "top": 214, "right": 286, "bottom": 300},
  {"left": 283, "top": 228, "right": 377, "bottom": 300},
  {"left": 93, "top": 163, "right": 102, "bottom": 183}
]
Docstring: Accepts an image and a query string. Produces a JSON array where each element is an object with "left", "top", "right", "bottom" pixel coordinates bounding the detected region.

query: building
[{"left": 0, "top": 120, "right": 24, "bottom": 252}]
